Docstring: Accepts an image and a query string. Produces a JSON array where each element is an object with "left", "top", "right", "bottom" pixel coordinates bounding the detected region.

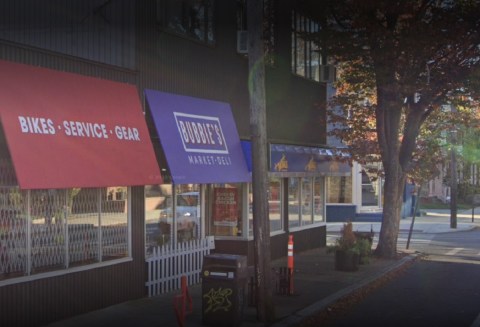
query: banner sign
[
  {"left": 269, "top": 144, "right": 351, "bottom": 176},
  {"left": 0, "top": 60, "right": 162, "bottom": 189},
  {"left": 145, "top": 90, "right": 251, "bottom": 184}
]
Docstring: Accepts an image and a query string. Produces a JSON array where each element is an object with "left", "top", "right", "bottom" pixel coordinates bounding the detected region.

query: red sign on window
[{"left": 212, "top": 188, "right": 238, "bottom": 227}]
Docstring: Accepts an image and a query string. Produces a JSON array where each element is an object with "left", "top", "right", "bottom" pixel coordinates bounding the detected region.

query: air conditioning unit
[
  {"left": 319, "top": 65, "right": 337, "bottom": 83},
  {"left": 237, "top": 30, "right": 248, "bottom": 54}
]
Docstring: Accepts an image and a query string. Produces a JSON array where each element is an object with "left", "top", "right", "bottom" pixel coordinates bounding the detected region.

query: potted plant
[
  {"left": 355, "top": 238, "right": 372, "bottom": 264},
  {"left": 328, "top": 221, "right": 360, "bottom": 271}
]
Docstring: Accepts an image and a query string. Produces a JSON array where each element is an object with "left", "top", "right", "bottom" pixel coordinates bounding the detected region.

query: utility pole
[
  {"left": 450, "top": 106, "right": 458, "bottom": 229},
  {"left": 247, "top": 0, "right": 274, "bottom": 323}
]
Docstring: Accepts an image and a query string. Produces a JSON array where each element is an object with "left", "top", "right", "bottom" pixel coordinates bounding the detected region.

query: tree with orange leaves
[{"left": 301, "top": 0, "right": 480, "bottom": 258}]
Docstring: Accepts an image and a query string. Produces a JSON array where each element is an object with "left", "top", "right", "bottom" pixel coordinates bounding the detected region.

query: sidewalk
[
  {"left": 44, "top": 210, "right": 479, "bottom": 327},
  {"left": 327, "top": 207, "right": 479, "bottom": 234},
  {"left": 46, "top": 248, "right": 416, "bottom": 327}
]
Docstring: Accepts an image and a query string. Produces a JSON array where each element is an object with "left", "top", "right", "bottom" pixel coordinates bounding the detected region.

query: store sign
[
  {"left": 212, "top": 188, "right": 238, "bottom": 227},
  {"left": 0, "top": 60, "right": 162, "bottom": 189},
  {"left": 270, "top": 144, "right": 351, "bottom": 175},
  {"left": 17, "top": 116, "right": 142, "bottom": 141},
  {"left": 174, "top": 112, "right": 228, "bottom": 154},
  {"left": 145, "top": 90, "right": 251, "bottom": 184}
]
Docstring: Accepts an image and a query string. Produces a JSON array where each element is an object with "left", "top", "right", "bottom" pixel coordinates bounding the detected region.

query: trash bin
[{"left": 201, "top": 253, "right": 248, "bottom": 327}]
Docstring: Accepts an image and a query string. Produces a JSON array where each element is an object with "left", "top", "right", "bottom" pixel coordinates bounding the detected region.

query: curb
[{"left": 270, "top": 253, "right": 420, "bottom": 327}]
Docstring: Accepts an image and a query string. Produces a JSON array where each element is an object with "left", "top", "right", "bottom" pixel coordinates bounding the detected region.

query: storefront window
[
  {"left": 268, "top": 177, "right": 283, "bottom": 232},
  {"left": 145, "top": 185, "right": 171, "bottom": 249},
  {"left": 361, "top": 169, "right": 379, "bottom": 206},
  {"left": 301, "top": 177, "right": 313, "bottom": 226},
  {"left": 0, "top": 186, "right": 130, "bottom": 281},
  {"left": 145, "top": 183, "right": 201, "bottom": 254},
  {"left": 247, "top": 177, "right": 283, "bottom": 236},
  {"left": 326, "top": 176, "right": 353, "bottom": 203},
  {"left": 313, "top": 177, "right": 324, "bottom": 222},
  {"left": 289, "top": 177, "right": 324, "bottom": 228},
  {"left": 175, "top": 184, "right": 201, "bottom": 243},
  {"left": 288, "top": 178, "right": 301, "bottom": 228},
  {"left": 209, "top": 184, "right": 242, "bottom": 237}
]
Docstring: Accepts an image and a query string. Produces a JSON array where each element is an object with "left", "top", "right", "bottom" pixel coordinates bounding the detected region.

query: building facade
[{"left": 0, "top": 1, "right": 348, "bottom": 325}]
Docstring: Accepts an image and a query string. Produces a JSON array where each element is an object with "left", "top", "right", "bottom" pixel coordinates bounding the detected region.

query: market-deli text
[{"left": 18, "top": 116, "right": 141, "bottom": 141}]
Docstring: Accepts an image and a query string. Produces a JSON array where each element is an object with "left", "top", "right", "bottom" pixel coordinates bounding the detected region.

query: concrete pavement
[
  {"left": 44, "top": 208, "right": 479, "bottom": 327},
  {"left": 327, "top": 207, "right": 479, "bottom": 235}
]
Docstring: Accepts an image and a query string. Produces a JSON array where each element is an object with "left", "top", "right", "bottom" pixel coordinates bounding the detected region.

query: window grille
[{"left": 0, "top": 185, "right": 130, "bottom": 281}]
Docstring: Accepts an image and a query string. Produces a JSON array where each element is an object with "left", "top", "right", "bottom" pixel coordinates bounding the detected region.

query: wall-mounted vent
[
  {"left": 319, "top": 65, "right": 337, "bottom": 83},
  {"left": 237, "top": 30, "right": 248, "bottom": 54}
]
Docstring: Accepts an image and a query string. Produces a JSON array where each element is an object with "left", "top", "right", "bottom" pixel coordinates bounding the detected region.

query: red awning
[{"left": 0, "top": 60, "right": 162, "bottom": 189}]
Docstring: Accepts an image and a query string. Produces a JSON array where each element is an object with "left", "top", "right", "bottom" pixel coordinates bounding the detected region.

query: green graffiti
[{"left": 203, "top": 287, "right": 233, "bottom": 313}]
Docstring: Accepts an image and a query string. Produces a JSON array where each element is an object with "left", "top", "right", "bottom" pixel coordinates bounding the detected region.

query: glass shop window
[
  {"left": 0, "top": 186, "right": 130, "bottom": 281},
  {"left": 326, "top": 176, "right": 353, "bottom": 203},
  {"left": 288, "top": 177, "right": 324, "bottom": 229},
  {"left": 248, "top": 177, "right": 283, "bottom": 236},
  {"left": 145, "top": 183, "right": 201, "bottom": 255},
  {"left": 209, "top": 183, "right": 243, "bottom": 237}
]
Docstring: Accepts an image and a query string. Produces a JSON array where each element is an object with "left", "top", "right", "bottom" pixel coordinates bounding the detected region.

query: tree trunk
[
  {"left": 247, "top": 0, "right": 275, "bottom": 323},
  {"left": 374, "top": 76, "right": 406, "bottom": 259},
  {"left": 375, "top": 167, "right": 406, "bottom": 258}
]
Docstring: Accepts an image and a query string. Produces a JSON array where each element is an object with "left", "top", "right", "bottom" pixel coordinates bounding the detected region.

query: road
[
  {"left": 321, "top": 259, "right": 480, "bottom": 327},
  {"left": 404, "top": 228, "right": 480, "bottom": 263},
  {"left": 317, "top": 222, "right": 480, "bottom": 327}
]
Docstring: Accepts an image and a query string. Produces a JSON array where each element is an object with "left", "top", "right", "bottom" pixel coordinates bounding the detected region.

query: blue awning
[
  {"left": 270, "top": 143, "right": 351, "bottom": 176},
  {"left": 145, "top": 90, "right": 251, "bottom": 184},
  {"left": 241, "top": 140, "right": 253, "bottom": 172},
  {"left": 241, "top": 141, "right": 350, "bottom": 176}
]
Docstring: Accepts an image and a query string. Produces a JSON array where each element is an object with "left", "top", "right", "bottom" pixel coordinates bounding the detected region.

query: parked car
[{"left": 158, "top": 192, "right": 200, "bottom": 242}]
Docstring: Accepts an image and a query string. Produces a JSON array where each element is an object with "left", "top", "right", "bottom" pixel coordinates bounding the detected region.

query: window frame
[
  {"left": 288, "top": 177, "right": 325, "bottom": 230},
  {"left": 291, "top": 11, "right": 321, "bottom": 82},
  {"left": 326, "top": 176, "right": 353, "bottom": 204},
  {"left": 236, "top": 0, "right": 276, "bottom": 65},
  {"left": 157, "top": 0, "right": 216, "bottom": 46},
  {"left": 145, "top": 183, "right": 203, "bottom": 255}
]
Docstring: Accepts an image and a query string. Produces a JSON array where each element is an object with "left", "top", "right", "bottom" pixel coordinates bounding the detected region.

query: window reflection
[
  {"left": 288, "top": 178, "right": 300, "bottom": 228},
  {"left": 157, "top": 0, "right": 215, "bottom": 45},
  {"left": 249, "top": 178, "right": 284, "bottom": 236},
  {"left": 291, "top": 11, "right": 321, "bottom": 81},
  {"left": 326, "top": 176, "right": 353, "bottom": 203},
  {"left": 314, "top": 177, "right": 324, "bottom": 222},
  {"left": 288, "top": 177, "right": 324, "bottom": 228},
  {"left": 145, "top": 184, "right": 201, "bottom": 255},
  {"left": 301, "top": 177, "right": 313, "bottom": 226},
  {"left": 175, "top": 184, "right": 201, "bottom": 243}
]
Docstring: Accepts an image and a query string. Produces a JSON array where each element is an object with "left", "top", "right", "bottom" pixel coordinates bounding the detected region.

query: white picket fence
[{"left": 145, "top": 236, "right": 215, "bottom": 297}]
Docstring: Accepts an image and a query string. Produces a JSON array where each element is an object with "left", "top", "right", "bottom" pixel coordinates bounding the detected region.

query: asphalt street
[
  {"left": 313, "top": 210, "right": 480, "bottom": 327},
  {"left": 314, "top": 259, "right": 480, "bottom": 327}
]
